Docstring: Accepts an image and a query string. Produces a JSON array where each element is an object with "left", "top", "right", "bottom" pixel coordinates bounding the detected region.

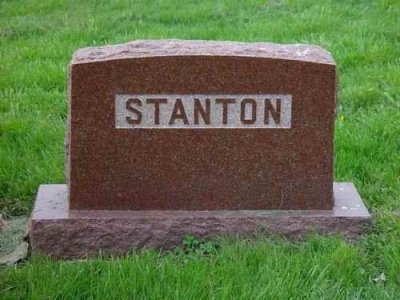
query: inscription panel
[{"left": 115, "top": 94, "right": 292, "bottom": 129}]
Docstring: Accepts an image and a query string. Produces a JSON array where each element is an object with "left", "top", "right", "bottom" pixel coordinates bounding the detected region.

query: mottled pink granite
[
  {"left": 30, "top": 183, "right": 371, "bottom": 259},
  {"left": 67, "top": 40, "right": 336, "bottom": 211},
  {"left": 30, "top": 41, "right": 371, "bottom": 259}
]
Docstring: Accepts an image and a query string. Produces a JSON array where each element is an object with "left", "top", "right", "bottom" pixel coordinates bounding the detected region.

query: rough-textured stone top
[{"left": 72, "top": 40, "right": 335, "bottom": 65}]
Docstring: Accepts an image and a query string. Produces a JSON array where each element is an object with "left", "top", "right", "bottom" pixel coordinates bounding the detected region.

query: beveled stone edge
[
  {"left": 30, "top": 183, "right": 371, "bottom": 258},
  {"left": 31, "top": 183, "right": 370, "bottom": 220},
  {"left": 71, "top": 40, "right": 335, "bottom": 65}
]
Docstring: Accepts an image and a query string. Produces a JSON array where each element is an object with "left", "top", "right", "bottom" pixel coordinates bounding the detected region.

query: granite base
[{"left": 30, "top": 183, "right": 371, "bottom": 259}]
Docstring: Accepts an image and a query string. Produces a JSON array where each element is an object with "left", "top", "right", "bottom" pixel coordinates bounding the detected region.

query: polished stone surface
[
  {"left": 30, "top": 183, "right": 371, "bottom": 259},
  {"left": 67, "top": 40, "right": 336, "bottom": 210}
]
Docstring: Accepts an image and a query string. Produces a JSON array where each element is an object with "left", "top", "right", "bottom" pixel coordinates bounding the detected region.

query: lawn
[{"left": 0, "top": 0, "right": 399, "bottom": 298}]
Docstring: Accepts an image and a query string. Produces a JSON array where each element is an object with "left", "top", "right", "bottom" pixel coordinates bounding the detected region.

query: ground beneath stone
[{"left": 0, "top": 216, "right": 29, "bottom": 265}]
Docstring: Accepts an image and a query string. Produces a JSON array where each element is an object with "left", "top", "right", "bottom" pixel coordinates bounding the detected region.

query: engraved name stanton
[{"left": 115, "top": 94, "right": 292, "bottom": 128}]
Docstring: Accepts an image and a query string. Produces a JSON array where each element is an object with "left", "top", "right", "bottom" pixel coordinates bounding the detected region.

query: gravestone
[{"left": 30, "top": 40, "right": 370, "bottom": 258}]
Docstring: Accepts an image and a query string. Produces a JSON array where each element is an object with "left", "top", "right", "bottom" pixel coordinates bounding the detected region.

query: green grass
[
  {"left": 2, "top": 231, "right": 400, "bottom": 299},
  {"left": 0, "top": 0, "right": 399, "bottom": 298}
]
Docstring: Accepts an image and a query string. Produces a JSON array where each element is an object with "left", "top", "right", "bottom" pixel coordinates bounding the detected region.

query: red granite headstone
[
  {"left": 67, "top": 40, "right": 336, "bottom": 211},
  {"left": 30, "top": 40, "right": 370, "bottom": 258}
]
